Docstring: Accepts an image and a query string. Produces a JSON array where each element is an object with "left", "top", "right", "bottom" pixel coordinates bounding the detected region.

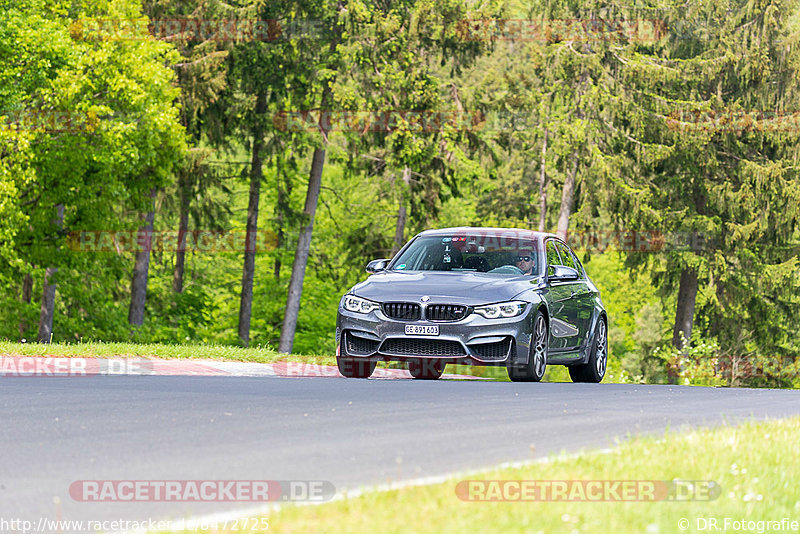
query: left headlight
[
  {"left": 474, "top": 300, "right": 527, "bottom": 319},
  {"left": 341, "top": 295, "right": 380, "bottom": 314}
]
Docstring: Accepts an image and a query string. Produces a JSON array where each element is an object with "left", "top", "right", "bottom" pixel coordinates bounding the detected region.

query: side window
[
  {"left": 545, "top": 240, "right": 561, "bottom": 275},
  {"left": 570, "top": 250, "right": 586, "bottom": 278},
  {"left": 402, "top": 247, "right": 424, "bottom": 270},
  {"left": 556, "top": 241, "right": 577, "bottom": 270}
]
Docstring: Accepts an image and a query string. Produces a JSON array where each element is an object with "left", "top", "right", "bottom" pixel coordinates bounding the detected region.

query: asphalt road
[{"left": 3, "top": 375, "right": 800, "bottom": 524}]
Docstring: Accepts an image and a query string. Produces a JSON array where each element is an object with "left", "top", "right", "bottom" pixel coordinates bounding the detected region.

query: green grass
[
  {"left": 0, "top": 341, "right": 631, "bottom": 382},
  {"left": 8, "top": 340, "right": 794, "bottom": 532},
  {"left": 0, "top": 340, "right": 338, "bottom": 365},
  {"left": 206, "top": 417, "right": 800, "bottom": 533},
  {"left": 0, "top": 341, "right": 566, "bottom": 380}
]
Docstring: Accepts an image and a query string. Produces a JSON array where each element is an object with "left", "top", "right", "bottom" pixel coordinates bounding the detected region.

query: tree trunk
[
  {"left": 390, "top": 166, "right": 411, "bottom": 256},
  {"left": 538, "top": 128, "right": 548, "bottom": 232},
  {"left": 128, "top": 189, "right": 157, "bottom": 326},
  {"left": 273, "top": 164, "right": 289, "bottom": 282},
  {"left": 237, "top": 91, "right": 268, "bottom": 346},
  {"left": 392, "top": 203, "right": 407, "bottom": 257},
  {"left": 172, "top": 170, "right": 191, "bottom": 293},
  {"left": 38, "top": 204, "right": 64, "bottom": 343},
  {"left": 38, "top": 267, "right": 59, "bottom": 343},
  {"left": 273, "top": 226, "right": 283, "bottom": 282},
  {"left": 278, "top": 85, "right": 334, "bottom": 354},
  {"left": 556, "top": 156, "right": 579, "bottom": 240},
  {"left": 19, "top": 272, "right": 33, "bottom": 337},
  {"left": 555, "top": 71, "right": 587, "bottom": 241},
  {"left": 273, "top": 190, "right": 283, "bottom": 283},
  {"left": 670, "top": 267, "right": 698, "bottom": 384},
  {"left": 672, "top": 267, "right": 698, "bottom": 351},
  {"left": 21, "top": 273, "right": 33, "bottom": 303}
]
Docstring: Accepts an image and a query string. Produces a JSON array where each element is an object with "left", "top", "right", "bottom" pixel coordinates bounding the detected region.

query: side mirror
[
  {"left": 549, "top": 265, "right": 579, "bottom": 282},
  {"left": 366, "top": 258, "right": 390, "bottom": 274}
]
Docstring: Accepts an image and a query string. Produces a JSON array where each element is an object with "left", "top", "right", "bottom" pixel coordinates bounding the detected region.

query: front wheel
[
  {"left": 507, "top": 311, "right": 547, "bottom": 382},
  {"left": 568, "top": 317, "right": 607, "bottom": 383},
  {"left": 337, "top": 357, "right": 376, "bottom": 379},
  {"left": 408, "top": 359, "right": 445, "bottom": 380}
]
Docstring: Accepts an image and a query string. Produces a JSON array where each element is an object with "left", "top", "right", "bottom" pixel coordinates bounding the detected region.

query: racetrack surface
[{"left": 3, "top": 373, "right": 800, "bottom": 524}]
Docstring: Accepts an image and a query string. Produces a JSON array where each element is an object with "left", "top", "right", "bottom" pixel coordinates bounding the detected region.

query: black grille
[
  {"left": 344, "top": 332, "right": 379, "bottom": 355},
  {"left": 382, "top": 302, "right": 421, "bottom": 321},
  {"left": 469, "top": 338, "right": 512, "bottom": 360},
  {"left": 426, "top": 304, "right": 470, "bottom": 322},
  {"left": 380, "top": 338, "right": 465, "bottom": 356}
]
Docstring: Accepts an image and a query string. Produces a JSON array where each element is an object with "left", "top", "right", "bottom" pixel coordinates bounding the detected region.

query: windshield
[{"left": 390, "top": 232, "right": 540, "bottom": 276}]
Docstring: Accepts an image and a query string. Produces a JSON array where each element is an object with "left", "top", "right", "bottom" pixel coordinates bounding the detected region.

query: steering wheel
[{"left": 488, "top": 264, "right": 525, "bottom": 275}]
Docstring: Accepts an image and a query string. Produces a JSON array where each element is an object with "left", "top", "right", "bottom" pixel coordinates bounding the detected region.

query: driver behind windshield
[{"left": 514, "top": 251, "right": 535, "bottom": 275}]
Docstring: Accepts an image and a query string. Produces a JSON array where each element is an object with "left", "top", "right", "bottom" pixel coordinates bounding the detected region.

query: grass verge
[
  {"left": 0, "top": 341, "right": 542, "bottom": 379},
  {"left": 0, "top": 340, "right": 338, "bottom": 365},
  {"left": 0, "top": 341, "right": 630, "bottom": 382},
  {"left": 201, "top": 417, "right": 800, "bottom": 533}
]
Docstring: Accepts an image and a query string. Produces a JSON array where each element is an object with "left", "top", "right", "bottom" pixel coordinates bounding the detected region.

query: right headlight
[
  {"left": 341, "top": 295, "right": 380, "bottom": 314},
  {"left": 473, "top": 300, "right": 527, "bottom": 319}
]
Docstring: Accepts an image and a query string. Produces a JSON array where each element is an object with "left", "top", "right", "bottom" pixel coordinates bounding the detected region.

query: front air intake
[
  {"left": 426, "top": 304, "right": 470, "bottom": 322},
  {"left": 380, "top": 338, "right": 465, "bottom": 357},
  {"left": 382, "top": 302, "right": 421, "bottom": 321}
]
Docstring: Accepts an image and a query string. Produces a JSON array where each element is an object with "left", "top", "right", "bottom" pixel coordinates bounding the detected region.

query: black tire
[
  {"left": 507, "top": 311, "right": 547, "bottom": 382},
  {"left": 569, "top": 317, "right": 607, "bottom": 383},
  {"left": 337, "top": 357, "right": 377, "bottom": 379},
  {"left": 408, "top": 359, "right": 445, "bottom": 380}
]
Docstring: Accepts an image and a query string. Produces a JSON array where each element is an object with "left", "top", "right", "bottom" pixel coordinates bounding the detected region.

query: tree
[
  {"left": 277, "top": 0, "right": 498, "bottom": 352},
  {"left": 220, "top": 0, "right": 332, "bottom": 346},
  {"left": 128, "top": 188, "right": 156, "bottom": 326},
  {"left": 2, "top": 0, "right": 186, "bottom": 341},
  {"left": 466, "top": 5, "right": 616, "bottom": 236},
  {"left": 141, "top": 0, "right": 231, "bottom": 295},
  {"left": 599, "top": 0, "right": 800, "bottom": 369},
  {"left": 278, "top": 17, "right": 340, "bottom": 353}
]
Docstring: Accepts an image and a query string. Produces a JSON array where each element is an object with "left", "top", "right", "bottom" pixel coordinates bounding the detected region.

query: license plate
[{"left": 404, "top": 325, "right": 439, "bottom": 336}]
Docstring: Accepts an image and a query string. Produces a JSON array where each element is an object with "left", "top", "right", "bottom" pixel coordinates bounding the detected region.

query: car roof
[{"left": 415, "top": 227, "right": 558, "bottom": 240}]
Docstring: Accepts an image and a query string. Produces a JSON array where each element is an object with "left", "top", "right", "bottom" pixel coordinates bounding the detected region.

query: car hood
[{"left": 350, "top": 271, "right": 544, "bottom": 305}]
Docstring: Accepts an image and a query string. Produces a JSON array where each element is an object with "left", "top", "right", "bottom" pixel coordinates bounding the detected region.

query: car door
[
  {"left": 556, "top": 241, "right": 594, "bottom": 349},
  {"left": 544, "top": 239, "right": 581, "bottom": 352}
]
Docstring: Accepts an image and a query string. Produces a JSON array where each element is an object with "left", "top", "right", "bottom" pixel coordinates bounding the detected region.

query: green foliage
[
  {"left": 583, "top": 252, "right": 670, "bottom": 383},
  {"left": 654, "top": 340, "right": 726, "bottom": 387},
  {"left": 1, "top": 0, "right": 186, "bottom": 339},
  {"left": 2, "top": 0, "right": 799, "bottom": 384},
  {"left": 588, "top": 0, "right": 800, "bottom": 365}
]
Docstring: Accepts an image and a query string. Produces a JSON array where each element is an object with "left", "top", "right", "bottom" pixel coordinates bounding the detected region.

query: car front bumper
[{"left": 336, "top": 304, "right": 535, "bottom": 366}]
